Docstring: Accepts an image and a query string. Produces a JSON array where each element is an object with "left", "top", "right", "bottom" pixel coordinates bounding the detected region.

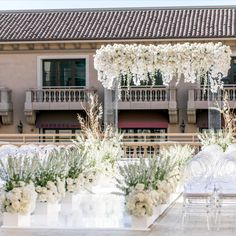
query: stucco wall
[{"left": 0, "top": 50, "right": 104, "bottom": 133}]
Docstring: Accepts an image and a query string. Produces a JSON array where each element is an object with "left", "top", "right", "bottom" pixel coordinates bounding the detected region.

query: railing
[
  {"left": 0, "top": 133, "right": 201, "bottom": 158},
  {"left": 194, "top": 85, "right": 236, "bottom": 101},
  {"left": 28, "top": 88, "right": 96, "bottom": 103},
  {"left": 120, "top": 86, "right": 168, "bottom": 102}
]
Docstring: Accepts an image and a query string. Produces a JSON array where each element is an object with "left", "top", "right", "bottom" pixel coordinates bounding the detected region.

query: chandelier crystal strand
[{"left": 94, "top": 43, "right": 232, "bottom": 93}]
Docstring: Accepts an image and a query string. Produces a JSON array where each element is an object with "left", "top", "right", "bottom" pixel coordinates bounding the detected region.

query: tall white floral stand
[
  {"left": 207, "top": 84, "right": 222, "bottom": 129},
  {"left": 104, "top": 81, "right": 119, "bottom": 128},
  {"left": 2, "top": 212, "right": 31, "bottom": 227}
]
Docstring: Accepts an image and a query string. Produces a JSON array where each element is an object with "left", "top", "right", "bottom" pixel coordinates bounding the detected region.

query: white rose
[
  {"left": 18, "top": 181, "right": 25, "bottom": 187},
  {"left": 67, "top": 185, "right": 76, "bottom": 193},
  {"left": 66, "top": 178, "right": 73, "bottom": 185},
  {"left": 36, "top": 186, "right": 42, "bottom": 193},
  {"left": 11, "top": 200, "right": 21, "bottom": 211},
  {"left": 46, "top": 181, "right": 55, "bottom": 189},
  {"left": 135, "top": 183, "right": 145, "bottom": 191},
  {"left": 41, "top": 187, "right": 47, "bottom": 194},
  {"left": 38, "top": 193, "right": 47, "bottom": 202}
]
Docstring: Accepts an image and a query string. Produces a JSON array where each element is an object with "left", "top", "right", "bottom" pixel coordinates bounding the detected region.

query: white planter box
[
  {"left": 129, "top": 190, "right": 182, "bottom": 230},
  {"left": 2, "top": 212, "right": 30, "bottom": 227},
  {"left": 34, "top": 201, "right": 60, "bottom": 216},
  {"left": 61, "top": 192, "right": 79, "bottom": 213},
  {"left": 130, "top": 215, "right": 153, "bottom": 229}
]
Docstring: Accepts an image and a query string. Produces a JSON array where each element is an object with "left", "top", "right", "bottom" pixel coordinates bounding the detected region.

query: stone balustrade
[
  {"left": 119, "top": 86, "right": 178, "bottom": 123},
  {"left": 24, "top": 87, "right": 96, "bottom": 124},
  {"left": 187, "top": 85, "right": 236, "bottom": 124}
]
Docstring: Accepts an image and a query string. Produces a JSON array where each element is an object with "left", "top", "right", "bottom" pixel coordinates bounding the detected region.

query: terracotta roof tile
[{"left": 0, "top": 7, "right": 235, "bottom": 42}]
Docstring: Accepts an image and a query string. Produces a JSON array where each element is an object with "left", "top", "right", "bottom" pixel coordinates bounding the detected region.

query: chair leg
[{"left": 206, "top": 211, "right": 210, "bottom": 230}]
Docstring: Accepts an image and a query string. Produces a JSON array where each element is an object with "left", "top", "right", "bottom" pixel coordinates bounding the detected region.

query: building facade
[{"left": 0, "top": 6, "right": 236, "bottom": 134}]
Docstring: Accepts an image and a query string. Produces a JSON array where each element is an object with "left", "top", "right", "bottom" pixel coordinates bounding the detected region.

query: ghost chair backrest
[
  {"left": 225, "top": 144, "right": 236, "bottom": 154},
  {"left": 184, "top": 153, "right": 211, "bottom": 183},
  {"left": 18, "top": 144, "right": 40, "bottom": 155},
  {"left": 201, "top": 144, "right": 224, "bottom": 166},
  {"left": 0, "top": 144, "right": 18, "bottom": 157},
  {"left": 216, "top": 154, "right": 236, "bottom": 180}
]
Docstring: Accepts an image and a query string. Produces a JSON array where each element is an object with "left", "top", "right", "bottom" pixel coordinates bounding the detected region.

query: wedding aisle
[{"left": 150, "top": 199, "right": 236, "bottom": 236}]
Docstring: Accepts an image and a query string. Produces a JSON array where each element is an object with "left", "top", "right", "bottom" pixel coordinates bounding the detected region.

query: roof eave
[{"left": 0, "top": 37, "right": 235, "bottom": 45}]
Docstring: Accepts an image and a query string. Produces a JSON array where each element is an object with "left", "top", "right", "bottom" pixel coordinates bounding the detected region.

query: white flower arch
[{"left": 94, "top": 43, "right": 231, "bottom": 92}]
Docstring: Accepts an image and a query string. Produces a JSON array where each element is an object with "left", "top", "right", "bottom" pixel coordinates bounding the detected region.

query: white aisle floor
[{"left": 1, "top": 198, "right": 236, "bottom": 236}]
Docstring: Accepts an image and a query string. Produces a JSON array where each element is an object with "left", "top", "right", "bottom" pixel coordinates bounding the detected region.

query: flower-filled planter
[
  {"left": 1, "top": 183, "right": 37, "bottom": 227},
  {"left": 115, "top": 145, "right": 194, "bottom": 229},
  {"left": 34, "top": 179, "right": 65, "bottom": 216},
  {"left": 0, "top": 154, "right": 38, "bottom": 228},
  {"left": 130, "top": 215, "right": 154, "bottom": 230},
  {"left": 33, "top": 148, "right": 67, "bottom": 217}
]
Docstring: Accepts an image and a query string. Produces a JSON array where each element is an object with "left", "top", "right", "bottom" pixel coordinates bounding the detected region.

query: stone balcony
[
  {"left": 187, "top": 85, "right": 236, "bottom": 123},
  {"left": 118, "top": 86, "right": 178, "bottom": 123},
  {"left": 24, "top": 87, "right": 96, "bottom": 124},
  {"left": 0, "top": 87, "right": 13, "bottom": 125}
]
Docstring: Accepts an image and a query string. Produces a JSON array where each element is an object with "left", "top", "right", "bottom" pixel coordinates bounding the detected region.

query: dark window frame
[{"left": 42, "top": 58, "right": 86, "bottom": 87}]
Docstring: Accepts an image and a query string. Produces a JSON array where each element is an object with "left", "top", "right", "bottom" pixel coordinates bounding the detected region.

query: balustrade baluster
[
  {"left": 142, "top": 89, "right": 145, "bottom": 101},
  {"left": 143, "top": 146, "right": 147, "bottom": 157},
  {"left": 137, "top": 90, "right": 140, "bottom": 101},
  {"left": 152, "top": 89, "right": 155, "bottom": 101},
  {"left": 47, "top": 91, "right": 50, "bottom": 102},
  {"left": 82, "top": 90, "right": 85, "bottom": 101},
  {"left": 160, "top": 89, "right": 163, "bottom": 101},
  {"left": 70, "top": 90, "right": 74, "bottom": 102},
  {"left": 33, "top": 91, "right": 37, "bottom": 102},
  {"left": 59, "top": 90, "right": 62, "bottom": 102}
]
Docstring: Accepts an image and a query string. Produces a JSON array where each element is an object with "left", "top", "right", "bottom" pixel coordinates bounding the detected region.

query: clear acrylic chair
[
  {"left": 182, "top": 149, "right": 220, "bottom": 230},
  {"left": 214, "top": 153, "right": 236, "bottom": 230}
]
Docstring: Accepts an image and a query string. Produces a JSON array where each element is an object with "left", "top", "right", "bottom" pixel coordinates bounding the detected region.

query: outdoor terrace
[{"left": 24, "top": 87, "right": 96, "bottom": 124}]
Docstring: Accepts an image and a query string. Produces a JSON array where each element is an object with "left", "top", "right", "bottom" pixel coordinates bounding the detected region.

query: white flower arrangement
[
  {"left": 82, "top": 168, "right": 99, "bottom": 188},
  {"left": 64, "top": 147, "right": 88, "bottom": 193},
  {"left": 34, "top": 148, "right": 67, "bottom": 203},
  {"left": 117, "top": 145, "right": 194, "bottom": 216},
  {"left": 75, "top": 94, "right": 123, "bottom": 177},
  {"left": 126, "top": 183, "right": 153, "bottom": 217},
  {"left": 0, "top": 154, "right": 39, "bottom": 214},
  {"left": 1, "top": 182, "right": 37, "bottom": 214},
  {"left": 35, "top": 178, "right": 65, "bottom": 203},
  {"left": 66, "top": 176, "right": 84, "bottom": 193},
  {"left": 94, "top": 43, "right": 231, "bottom": 93}
]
